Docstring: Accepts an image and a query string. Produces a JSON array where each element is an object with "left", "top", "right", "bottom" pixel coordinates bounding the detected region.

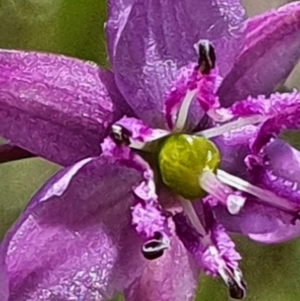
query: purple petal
[
  {"left": 131, "top": 203, "right": 167, "bottom": 239},
  {"left": 214, "top": 91, "right": 300, "bottom": 172},
  {"left": 101, "top": 117, "right": 172, "bottom": 258},
  {"left": 211, "top": 94, "right": 300, "bottom": 243},
  {"left": 173, "top": 208, "right": 246, "bottom": 299},
  {"left": 251, "top": 103, "right": 300, "bottom": 154},
  {"left": 215, "top": 198, "right": 300, "bottom": 244},
  {"left": 2, "top": 156, "right": 146, "bottom": 300},
  {"left": 123, "top": 234, "right": 198, "bottom": 301},
  {"left": 218, "top": 2, "right": 300, "bottom": 106},
  {"left": 132, "top": 176, "right": 169, "bottom": 241},
  {"left": 248, "top": 220, "right": 300, "bottom": 244},
  {"left": 0, "top": 50, "right": 131, "bottom": 166},
  {"left": 214, "top": 201, "right": 292, "bottom": 236},
  {"left": 212, "top": 129, "right": 295, "bottom": 241},
  {"left": 249, "top": 140, "right": 300, "bottom": 207},
  {"left": 265, "top": 139, "right": 300, "bottom": 184},
  {"left": 174, "top": 209, "right": 241, "bottom": 274},
  {"left": 215, "top": 138, "right": 300, "bottom": 243},
  {"left": 106, "top": 0, "right": 245, "bottom": 126},
  {"left": 212, "top": 91, "right": 300, "bottom": 157},
  {"left": 227, "top": 91, "right": 300, "bottom": 117},
  {"left": 213, "top": 125, "right": 257, "bottom": 178}
]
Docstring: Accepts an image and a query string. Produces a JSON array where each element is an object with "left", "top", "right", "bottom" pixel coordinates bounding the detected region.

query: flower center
[{"left": 158, "top": 134, "right": 220, "bottom": 200}]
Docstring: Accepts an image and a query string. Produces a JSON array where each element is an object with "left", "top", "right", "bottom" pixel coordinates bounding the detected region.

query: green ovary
[{"left": 158, "top": 134, "right": 220, "bottom": 200}]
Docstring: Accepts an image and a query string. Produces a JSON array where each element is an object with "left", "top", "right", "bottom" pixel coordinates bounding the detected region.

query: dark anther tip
[
  {"left": 196, "top": 40, "right": 216, "bottom": 75},
  {"left": 109, "top": 124, "right": 131, "bottom": 146},
  {"left": 142, "top": 245, "right": 165, "bottom": 260},
  {"left": 227, "top": 268, "right": 247, "bottom": 300},
  {"left": 141, "top": 233, "right": 169, "bottom": 260},
  {"left": 228, "top": 282, "right": 246, "bottom": 300}
]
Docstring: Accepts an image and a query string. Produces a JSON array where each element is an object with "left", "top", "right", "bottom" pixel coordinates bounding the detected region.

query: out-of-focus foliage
[
  {"left": 0, "top": 0, "right": 300, "bottom": 300},
  {"left": 0, "top": 0, "right": 107, "bottom": 65},
  {"left": 0, "top": 158, "right": 59, "bottom": 238}
]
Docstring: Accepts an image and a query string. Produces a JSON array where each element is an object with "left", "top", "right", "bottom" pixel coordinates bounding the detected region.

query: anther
[
  {"left": 196, "top": 40, "right": 216, "bottom": 74},
  {"left": 141, "top": 232, "right": 169, "bottom": 260},
  {"left": 227, "top": 268, "right": 247, "bottom": 300},
  {"left": 109, "top": 124, "right": 131, "bottom": 146},
  {"left": 219, "top": 267, "right": 246, "bottom": 300},
  {"left": 228, "top": 280, "right": 246, "bottom": 300}
]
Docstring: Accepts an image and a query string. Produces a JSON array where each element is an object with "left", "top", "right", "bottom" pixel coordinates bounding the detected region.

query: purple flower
[{"left": 1, "top": 0, "right": 300, "bottom": 300}]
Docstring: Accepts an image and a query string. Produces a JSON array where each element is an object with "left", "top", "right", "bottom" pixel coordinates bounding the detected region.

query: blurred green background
[{"left": 0, "top": 0, "right": 300, "bottom": 300}]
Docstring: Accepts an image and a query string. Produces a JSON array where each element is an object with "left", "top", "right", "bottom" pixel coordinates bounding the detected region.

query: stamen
[
  {"left": 199, "top": 170, "right": 246, "bottom": 214},
  {"left": 217, "top": 265, "right": 246, "bottom": 300},
  {"left": 141, "top": 232, "right": 169, "bottom": 260},
  {"left": 216, "top": 169, "right": 299, "bottom": 214},
  {"left": 196, "top": 115, "right": 267, "bottom": 139},
  {"left": 109, "top": 124, "right": 131, "bottom": 146},
  {"left": 196, "top": 40, "right": 216, "bottom": 75},
  {"left": 110, "top": 123, "right": 147, "bottom": 150},
  {"left": 174, "top": 89, "right": 197, "bottom": 132},
  {"left": 110, "top": 122, "right": 169, "bottom": 152},
  {"left": 179, "top": 197, "right": 207, "bottom": 237},
  {"left": 174, "top": 207, "right": 246, "bottom": 299}
]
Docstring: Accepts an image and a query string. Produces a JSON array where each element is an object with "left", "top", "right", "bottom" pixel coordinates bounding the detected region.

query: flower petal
[
  {"left": 218, "top": 2, "right": 300, "bottom": 106},
  {"left": 212, "top": 127, "right": 300, "bottom": 242},
  {"left": 215, "top": 193, "right": 300, "bottom": 244},
  {"left": 212, "top": 98, "right": 300, "bottom": 243},
  {"left": 225, "top": 91, "right": 300, "bottom": 118},
  {"left": 101, "top": 117, "right": 172, "bottom": 259},
  {"left": 0, "top": 251, "right": 8, "bottom": 301},
  {"left": 251, "top": 103, "right": 300, "bottom": 154},
  {"left": 265, "top": 139, "right": 300, "bottom": 185},
  {"left": 123, "top": 233, "right": 198, "bottom": 301},
  {"left": 213, "top": 125, "right": 257, "bottom": 178},
  {"left": 173, "top": 206, "right": 246, "bottom": 299},
  {"left": 106, "top": 0, "right": 245, "bottom": 126},
  {"left": 214, "top": 140, "right": 300, "bottom": 243},
  {"left": 2, "top": 156, "right": 146, "bottom": 300},
  {"left": 248, "top": 220, "right": 300, "bottom": 244},
  {"left": 0, "top": 50, "right": 131, "bottom": 166},
  {"left": 214, "top": 91, "right": 300, "bottom": 165},
  {"left": 214, "top": 200, "right": 293, "bottom": 236}
]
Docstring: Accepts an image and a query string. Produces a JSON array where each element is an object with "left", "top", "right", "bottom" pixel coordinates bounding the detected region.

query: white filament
[
  {"left": 196, "top": 115, "right": 267, "bottom": 139},
  {"left": 130, "top": 129, "right": 170, "bottom": 151},
  {"left": 174, "top": 89, "right": 197, "bottom": 132},
  {"left": 216, "top": 169, "right": 298, "bottom": 213},
  {"left": 179, "top": 197, "right": 207, "bottom": 237}
]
